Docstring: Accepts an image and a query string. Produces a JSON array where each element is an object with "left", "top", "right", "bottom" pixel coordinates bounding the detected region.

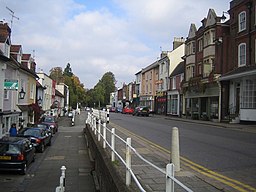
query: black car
[
  {"left": 0, "top": 137, "right": 35, "bottom": 174},
  {"left": 132, "top": 106, "right": 150, "bottom": 116},
  {"left": 18, "top": 127, "right": 52, "bottom": 153}
]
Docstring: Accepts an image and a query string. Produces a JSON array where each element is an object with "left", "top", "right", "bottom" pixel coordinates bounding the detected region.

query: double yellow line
[{"left": 109, "top": 122, "right": 256, "bottom": 192}]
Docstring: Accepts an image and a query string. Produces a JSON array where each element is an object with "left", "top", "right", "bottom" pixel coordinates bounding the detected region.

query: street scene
[{"left": 1, "top": 0, "right": 256, "bottom": 192}]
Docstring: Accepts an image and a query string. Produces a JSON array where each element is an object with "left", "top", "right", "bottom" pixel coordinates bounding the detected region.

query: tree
[
  {"left": 100, "top": 72, "right": 116, "bottom": 105},
  {"left": 49, "top": 67, "right": 64, "bottom": 84}
]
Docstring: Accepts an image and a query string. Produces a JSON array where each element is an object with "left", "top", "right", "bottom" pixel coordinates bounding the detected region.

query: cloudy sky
[{"left": 0, "top": 0, "right": 230, "bottom": 89}]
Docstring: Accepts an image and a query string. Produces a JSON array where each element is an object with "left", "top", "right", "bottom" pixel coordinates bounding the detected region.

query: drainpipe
[{"left": 217, "top": 79, "right": 221, "bottom": 122}]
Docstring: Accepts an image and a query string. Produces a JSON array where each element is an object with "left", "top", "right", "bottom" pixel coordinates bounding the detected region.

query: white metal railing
[
  {"left": 86, "top": 112, "right": 193, "bottom": 192},
  {"left": 92, "top": 108, "right": 110, "bottom": 123}
]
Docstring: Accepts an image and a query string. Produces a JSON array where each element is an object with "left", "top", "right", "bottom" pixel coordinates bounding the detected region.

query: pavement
[{"left": 22, "top": 112, "right": 96, "bottom": 192}]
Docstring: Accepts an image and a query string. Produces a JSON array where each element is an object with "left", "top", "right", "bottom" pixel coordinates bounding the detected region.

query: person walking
[{"left": 9, "top": 123, "right": 17, "bottom": 137}]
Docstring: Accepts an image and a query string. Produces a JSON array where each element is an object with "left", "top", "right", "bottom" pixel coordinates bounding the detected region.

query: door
[{"left": 235, "top": 84, "right": 240, "bottom": 114}]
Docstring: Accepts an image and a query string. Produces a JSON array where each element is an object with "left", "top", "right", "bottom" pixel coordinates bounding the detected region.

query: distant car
[
  {"left": 18, "top": 127, "right": 52, "bottom": 153},
  {"left": 0, "top": 136, "right": 35, "bottom": 175},
  {"left": 109, "top": 107, "right": 116, "bottom": 112},
  {"left": 133, "top": 106, "right": 150, "bottom": 116},
  {"left": 116, "top": 107, "right": 123, "bottom": 113},
  {"left": 122, "top": 107, "right": 134, "bottom": 114},
  {"left": 40, "top": 116, "right": 58, "bottom": 133}
]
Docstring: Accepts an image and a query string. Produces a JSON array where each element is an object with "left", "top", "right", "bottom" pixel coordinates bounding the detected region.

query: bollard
[
  {"left": 171, "top": 127, "right": 180, "bottom": 172},
  {"left": 126, "top": 138, "right": 132, "bottom": 186},
  {"left": 55, "top": 166, "right": 66, "bottom": 192},
  {"left": 106, "top": 109, "right": 110, "bottom": 124}
]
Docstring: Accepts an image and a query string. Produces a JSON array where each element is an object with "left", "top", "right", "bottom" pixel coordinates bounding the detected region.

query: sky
[{"left": 0, "top": 0, "right": 230, "bottom": 89}]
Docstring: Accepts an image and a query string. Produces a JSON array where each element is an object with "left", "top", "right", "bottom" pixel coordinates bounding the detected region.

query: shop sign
[{"left": 4, "top": 79, "right": 18, "bottom": 90}]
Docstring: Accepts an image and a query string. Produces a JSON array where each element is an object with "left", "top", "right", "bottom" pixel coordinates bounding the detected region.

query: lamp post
[{"left": 19, "top": 87, "right": 26, "bottom": 99}]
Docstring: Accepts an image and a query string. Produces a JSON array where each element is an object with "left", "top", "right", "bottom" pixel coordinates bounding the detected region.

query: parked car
[
  {"left": 18, "top": 127, "right": 52, "bottom": 153},
  {"left": 34, "top": 123, "right": 53, "bottom": 136},
  {"left": 133, "top": 106, "right": 150, "bottom": 116},
  {"left": 109, "top": 106, "right": 116, "bottom": 112},
  {"left": 0, "top": 136, "right": 35, "bottom": 174},
  {"left": 40, "top": 115, "right": 58, "bottom": 133},
  {"left": 122, "top": 107, "right": 134, "bottom": 114},
  {"left": 116, "top": 107, "right": 123, "bottom": 113}
]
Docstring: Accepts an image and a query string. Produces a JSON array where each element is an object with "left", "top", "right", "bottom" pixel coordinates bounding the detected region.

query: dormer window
[{"left": 239, "top": 11, "right": 246, "bottom": 32}]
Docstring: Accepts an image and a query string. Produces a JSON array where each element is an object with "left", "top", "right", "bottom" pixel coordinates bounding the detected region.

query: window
[
  {"left": 172, "top": 77, "right": 176, "bottom": 90},
  {"left": 4, "top": 90, "right": 8, "bottom": 99},
  {"left": 239, "top": 11, "right": 246, "bottom": 32},
  {"left": 30, "top": 83, "right": 35, "bottom": 99},
  {"left": 242, "top": 79, "right": 256, "bottom": 108},
  {"left": 192, "top": 42, "right": 195, "bottom": 53},
  {"left": 238, "top": 43, "right": 246, "bottom": 66},
  {"left": 191, "top": 66, "right": 195, "bottom": 77},
  {"left": 198, "top": 38, "right": 203, "bottom": 52}
]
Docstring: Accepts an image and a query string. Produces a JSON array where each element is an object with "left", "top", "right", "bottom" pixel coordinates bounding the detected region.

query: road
[{"left": 109, "top": 112, "right": 256, "bottom": 191}]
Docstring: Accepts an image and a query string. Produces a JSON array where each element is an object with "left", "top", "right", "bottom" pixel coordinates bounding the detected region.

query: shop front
[
  {"left": 155, "top": 92, "right": 167, "bottom": 115},
  {"left": 184, "top": 82, "right": 220, "bottom": 121},
  {"left": 139, "top": 95, "right": 154, "bottom": 112}
]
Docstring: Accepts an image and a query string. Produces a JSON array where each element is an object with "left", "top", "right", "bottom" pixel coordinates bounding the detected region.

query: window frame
[
  {"left": 238, "top": 11, "right": 246, "bottom": 32},
  {"left": 238, "top": 43, "right": 246, "bottom": 67}
]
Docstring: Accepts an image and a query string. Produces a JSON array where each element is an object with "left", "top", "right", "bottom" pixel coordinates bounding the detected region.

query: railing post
[
  {"left": 126, "top": 138, "right": 132, "bottom": 186},
  {"left": 111, "top": 128, "right": 115, "bottom": 162},
  {"left": 103, "top": 122, "right": 106, "bottom": 148},
  {"left": 94, "top": 118, "right": 97, "bottom": 135},
  {"left": 166, "top": 163, "right": 174, "bottom": 192},
  {"left": 98, "top": 119, "right": 101, "bottom": 141},
  {"left": 92, "top": 117, "right": 95, "bottom": 131},
  {"left": 171, "top": 127, "right": 180, "bottom": 171}
]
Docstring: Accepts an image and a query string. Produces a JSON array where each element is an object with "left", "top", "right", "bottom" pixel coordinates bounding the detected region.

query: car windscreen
[
  {"left": 43, "top": 117, "right": 54, "bottom": 123},
  {"left": 24, "top": 129, "right": 41, "bottom": 137},
  {"left": 0, "top": 143, "right": 21, "bottom": 154}
]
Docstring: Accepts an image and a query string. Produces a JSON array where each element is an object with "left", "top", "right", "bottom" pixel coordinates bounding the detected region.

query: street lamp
[{"left": 19, "top": 87, "right": 26, "bottom": 99}]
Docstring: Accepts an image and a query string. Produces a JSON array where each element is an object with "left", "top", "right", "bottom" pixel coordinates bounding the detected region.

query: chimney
[
  {"left": 173, "top": 37, "right": 185, "bottom": 50},
  {"left": 0, "top": 21, "right": 11, "bottom": 39}
]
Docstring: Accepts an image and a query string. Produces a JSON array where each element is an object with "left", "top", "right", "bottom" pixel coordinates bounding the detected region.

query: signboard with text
[{"left": 4, "top": 79, "right": 18, "bottom": 90}]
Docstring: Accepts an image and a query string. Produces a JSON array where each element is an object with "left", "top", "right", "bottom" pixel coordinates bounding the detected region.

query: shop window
[{"left": 242, "top": 79, "right": 256, "bottom": 109}]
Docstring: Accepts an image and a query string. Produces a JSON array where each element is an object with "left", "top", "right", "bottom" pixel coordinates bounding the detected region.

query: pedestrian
[{"left": 9, "top": 123, "right": 17, "bottom": 137}]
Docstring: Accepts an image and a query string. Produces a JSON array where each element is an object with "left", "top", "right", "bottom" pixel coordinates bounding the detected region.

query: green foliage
[{"left": 49, "top": 65, "right": 116, "bottom": 109}]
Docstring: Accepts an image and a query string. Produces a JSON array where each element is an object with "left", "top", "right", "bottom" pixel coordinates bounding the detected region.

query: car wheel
[
  {"left": 39, "top": 143, "right": 45, "bottom": 153},
  {"left": 20, "top": 163, "right": 27, "bottom": 175},
  {"left": 48, "top": 139, "right": 52, "bottom": 146}
]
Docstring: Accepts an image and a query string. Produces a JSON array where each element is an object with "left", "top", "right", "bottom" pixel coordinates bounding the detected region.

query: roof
[
  {"left": 55, "top": 89, "right": 64, "bottom": 97},
  {"left": 220, "top": 65, "right": 256, "bottom": 81},
  {"left": 170, "top": 61, "right": 184, "bottom": 77}
]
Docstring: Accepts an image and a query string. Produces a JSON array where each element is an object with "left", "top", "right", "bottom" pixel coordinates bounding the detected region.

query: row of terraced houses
[
  {"left": 0, "top": 22, "right": 70, "bottom": 138},
  {"left": 110, "top": 0, "right": 256, "bottom": 123}
]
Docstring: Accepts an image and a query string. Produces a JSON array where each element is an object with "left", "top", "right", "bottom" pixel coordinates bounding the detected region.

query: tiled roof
[{"left": 10, "top": 45, "right": 21, "bottom": 52}]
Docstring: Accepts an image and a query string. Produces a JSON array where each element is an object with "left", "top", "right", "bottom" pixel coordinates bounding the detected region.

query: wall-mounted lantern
[{"left": 19, "top": 87, "right": 26, "bottom": 99}]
